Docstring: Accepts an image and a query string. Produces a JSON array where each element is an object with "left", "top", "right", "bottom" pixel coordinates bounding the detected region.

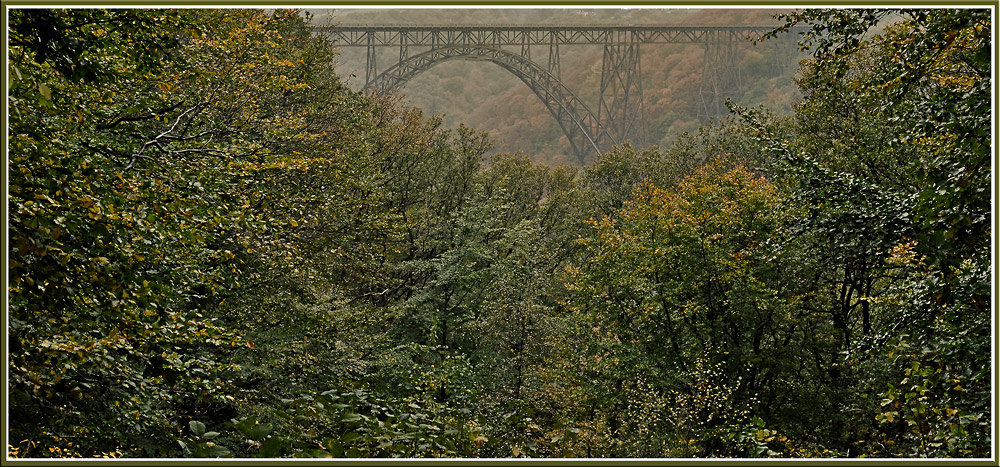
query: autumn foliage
[{"left": 6, "top": 8, "right": 991, "bottom": 459}]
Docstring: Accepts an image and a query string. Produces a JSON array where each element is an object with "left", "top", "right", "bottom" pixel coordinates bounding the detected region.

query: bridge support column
[
  {"left": 365, "top": 33, "right": 377, "bottom": 88},
  {"left": 598, "top": 33, "right": 645, "bottom": 150},
  {"left": 767, "top": 36, "right": 797, "bottom": 78},
  {"left": 399, "top": 31, "right": 409, "bottom": 64},
  {"left": 699, "top": 32, "right": 741, "bottom": 119},
  {"left": 547, "top": 39, "right": 560, "bottom": 77}
]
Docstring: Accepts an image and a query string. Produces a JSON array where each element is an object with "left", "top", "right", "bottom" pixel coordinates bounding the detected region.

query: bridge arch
[{"left": 366, "top": 46, "right": 618, "bottom": 162}]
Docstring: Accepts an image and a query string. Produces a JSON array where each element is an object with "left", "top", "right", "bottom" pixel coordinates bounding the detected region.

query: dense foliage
[{"left": 6, "top": 8, "right": 992, "bottom": 458}]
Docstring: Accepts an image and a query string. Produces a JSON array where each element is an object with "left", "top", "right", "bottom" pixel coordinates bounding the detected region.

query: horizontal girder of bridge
[{"left": 320, "top": 25, "right": 793, "bottom": 47}]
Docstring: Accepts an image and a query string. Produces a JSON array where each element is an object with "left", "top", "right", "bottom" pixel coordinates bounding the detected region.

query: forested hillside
[
  {"left": 322, "top": 9, "right": 803, "bottom": 165},
  {"left": 6, "top": 8, "right": 992, "bottom": 458}
]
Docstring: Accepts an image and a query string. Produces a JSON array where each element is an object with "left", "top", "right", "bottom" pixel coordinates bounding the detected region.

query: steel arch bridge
[{"left": 319, "top": 24, "right": 799, "bottom": 164}]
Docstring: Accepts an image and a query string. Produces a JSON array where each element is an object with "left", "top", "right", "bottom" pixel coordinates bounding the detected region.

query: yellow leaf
[{"left": 38, "top": 82, "right": 52, "bottom": 101}]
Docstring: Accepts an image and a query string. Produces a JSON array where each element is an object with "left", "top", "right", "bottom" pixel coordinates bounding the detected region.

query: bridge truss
[{"left": 319, "top": 25, "right": 799, "bottom": 164}]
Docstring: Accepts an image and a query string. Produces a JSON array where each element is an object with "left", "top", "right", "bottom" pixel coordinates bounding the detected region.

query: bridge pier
[
  {"left": 599, "top": 34, "right": 645, "bottom": 152},
  {"left": 365, "top": 34, "right": 376, "bottom": 87},
  {"left": 547, "top": 40, "right": 560, "bottom": 77},
  {"left": 699, "top": 33, "right": 741, "bottom": 119}
]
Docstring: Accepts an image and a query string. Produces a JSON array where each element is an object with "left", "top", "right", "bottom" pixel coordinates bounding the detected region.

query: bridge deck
[{"left": 319, "top": 24, "right": 802, "bottom": 47}]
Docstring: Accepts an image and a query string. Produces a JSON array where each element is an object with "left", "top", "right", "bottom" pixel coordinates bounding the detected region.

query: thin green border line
[{"left": 2, "top": 2, "right": 997, "bottom": 466}]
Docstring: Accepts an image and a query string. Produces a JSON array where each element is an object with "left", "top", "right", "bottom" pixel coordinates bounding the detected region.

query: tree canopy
[{"left": 6, "top": 8, "right": 992, "bottom": 459}]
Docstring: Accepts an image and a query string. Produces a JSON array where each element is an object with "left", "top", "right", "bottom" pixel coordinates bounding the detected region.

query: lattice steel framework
[{"left": 319, "top": 24, "right": 799, "bottom": 164}]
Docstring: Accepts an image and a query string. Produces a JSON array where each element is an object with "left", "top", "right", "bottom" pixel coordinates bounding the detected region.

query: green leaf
[
  {"left": 251, "top": 423, "right": 273, "bottom": 440},
  {"left": 345, "top": 447, "right": 362, "bottom": 458},
  {"left": 325, "top": 438, "right": 345, "bottom": 457},
  {"left": 204, "top": 445, "right": 231, "bottom": 457},
  {"left": 189, "top": 420, "right": 206, "bottom": 436},
  {"left": 441, "top": 437, "right": 457, "bottom": 451},
  {"left": 202, "top": 431, "right": 220, "bottom": 440},
  {"left": 231, "top": 416, "right": 257, "bottom": 437},
  {"left": 258, "top": 436, "right": 283, "bottom": 458}
]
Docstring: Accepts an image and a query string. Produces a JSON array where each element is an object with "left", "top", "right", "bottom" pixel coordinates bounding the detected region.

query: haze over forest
[{"left": 317, "top": 9, "right": 804, "bottom": 164}]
